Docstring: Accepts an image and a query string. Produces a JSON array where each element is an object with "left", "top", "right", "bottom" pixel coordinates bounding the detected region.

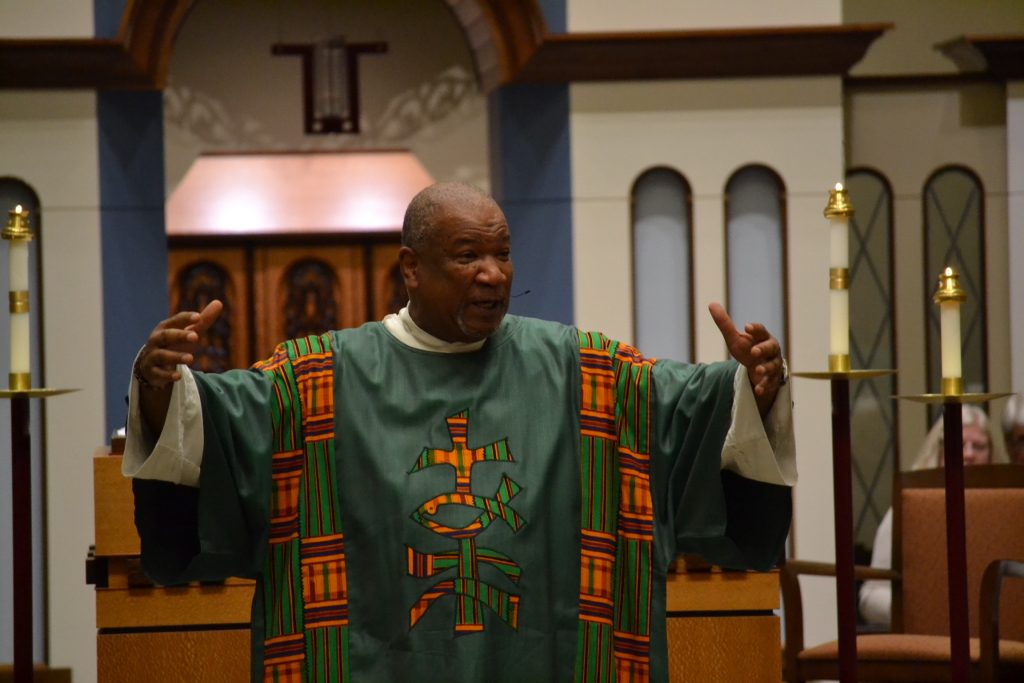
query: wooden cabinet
[
  {"left": 91, "top": 451, "right": 252, "bottom": 683},
  {"left": 168, "top": 238, "right": 404, "bottom": 368},
  {"left": 665, "top": 568, "right": 781, "bottom": 682},
  {"left": 252, "top": 245, "right": 367, "bottom": 360}
]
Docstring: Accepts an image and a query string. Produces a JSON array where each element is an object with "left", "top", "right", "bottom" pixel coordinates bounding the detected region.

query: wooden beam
[
  {"left": 0, "top": 0, "right": 196, "bottom": 89},
  {"left": 938, "top": 34, "right": 1024, "bottom": 80},
  {"left": 509, "top": 24, "right": 892, "bottom": 84},
  {"left": 0, "top": 3, "right": 890, "bottom": 92}
]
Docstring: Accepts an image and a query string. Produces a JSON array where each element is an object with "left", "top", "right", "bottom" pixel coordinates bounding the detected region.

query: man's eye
[
  {"left": 499, "top": 250, "right": 511, "bottom": 261},
  {"left": 456, "top": 252, "right": 476, "bottom": 263}
]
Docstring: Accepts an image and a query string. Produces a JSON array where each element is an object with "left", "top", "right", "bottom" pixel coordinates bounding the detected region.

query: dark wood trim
[
  {"left": 0, "top": 0, "right": 198, "bottom": 89},
  {"left": 198, "top": 148, "right": 412, "bottom": 158},
  {"left": 510, "top": 23, "right": 891, "bottom": 84},
  {"left": 440, "top": 0, "right": 547, "bottom": 91},
  {"left": 362, "top": 243, "right": 375, "bottom": 323},
  {"left": 938, "top": 35, "right": 1024, "bottom": 80},
  {"left": 0, "top": 4, "right": 888, "bottom": 91},
  {"left": 845, "top": 73, "right": 1003, "bottom": 90},
  {"left": 474, "top": 0, "right": 547, "bottom": 82},
  {"left": 0, "top": 38, "right": 152, "bottom": 89},
  {"left": 169, "top": 232, "right": 401, "bottom": 249},
  {"left": 0, "top": 0, "right": 546, "bottom": 92},
  {"left": 901, "top": 463, "right": 1024, "bottom": 489},
  {"left": 244, "top": 245, "right": 256, "bottom": 365}
]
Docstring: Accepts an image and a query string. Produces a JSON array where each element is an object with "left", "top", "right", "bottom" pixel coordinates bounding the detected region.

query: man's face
[
  {"left": 1007, "top": 425, "right": 1024, "bottom": 465},
  {"left": 402, "top": 199, "right": 513, "bottom": 343}
]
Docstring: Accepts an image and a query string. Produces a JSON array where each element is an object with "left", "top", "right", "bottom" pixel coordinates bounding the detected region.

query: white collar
[{"left": 381, "top": 306, "right": 488, "bottom": 353}]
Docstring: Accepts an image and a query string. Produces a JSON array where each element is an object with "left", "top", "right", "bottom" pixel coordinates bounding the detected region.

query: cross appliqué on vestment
[{"left": 406, "top": 410, "right": 525, "bottom": 635}]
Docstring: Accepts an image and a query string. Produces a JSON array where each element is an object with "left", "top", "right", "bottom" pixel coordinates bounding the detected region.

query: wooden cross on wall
[{"left": 272, "top": 39, "right": 388, "bottom": 134}]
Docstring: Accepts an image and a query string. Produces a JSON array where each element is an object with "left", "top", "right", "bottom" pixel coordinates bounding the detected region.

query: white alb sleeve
[
  {"left": 719, "top": 363, "right": 797, "bottom": 486},
  {"left": 122, "top": 363, "right": 204, "bottom": 487}
]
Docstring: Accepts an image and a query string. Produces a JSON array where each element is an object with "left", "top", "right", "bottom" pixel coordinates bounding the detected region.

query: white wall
[
  {"left": 0, "top": 91, "right": 104, "bottom": 683},
  {"left": 0, "top": 0, "right": 93, "bottom": 38},
  {"left": 568, "top": 0, "right": 839, "bottom": 31},
  {"left": 571, "top": 76, "right": 844, "bottom": 647},
  {"left": 1009, "top": 82, "right": 1024, "bottom": 394}
]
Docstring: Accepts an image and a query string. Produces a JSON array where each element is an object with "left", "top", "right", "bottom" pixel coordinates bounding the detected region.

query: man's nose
[{"left": 476, "top": 258, "right": 508, "bottom": 284}]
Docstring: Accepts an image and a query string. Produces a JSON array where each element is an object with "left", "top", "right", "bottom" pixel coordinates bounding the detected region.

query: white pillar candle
[
  {"left": 830, "top": 215, "right": 849, "bottom": 269},
  {"left": 9, "top": 240, "right": 28, "bottom": 291},
  {"left": 827, "top": 184, "right": 850, "bottom": 359},
  {"left": 6, "top": 206, "right": 32, "bottom": 382},
  {"left": 10, "top": 311, "right": 29, "bottom": 374},
  {"left": 830, "top": 288, "right": 849, "bottom": 356},
  {"left": 939, "top": 298, "right": 962, "bottom": 380}
]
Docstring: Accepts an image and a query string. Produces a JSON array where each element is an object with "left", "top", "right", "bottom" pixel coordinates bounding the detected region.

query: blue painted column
[
  {"left": 488, "top": 84, "right": 573, "bottom": 325},
  {"left": 93, "top": 0, "right": 127, "bottom": 38},
  {"left": 488, "top": 0, "right": 571, "bottom": 324},
  {"left": 97, "top": 92, "right": 169, "bottom": 436}
]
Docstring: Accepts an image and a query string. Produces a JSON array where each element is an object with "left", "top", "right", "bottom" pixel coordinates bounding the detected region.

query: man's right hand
[
  {"left": 134, "top": 300, "right": 223, "bottom": 436},
  {"left": 135, "top": 300, "right": 224, "bottom": 389}
]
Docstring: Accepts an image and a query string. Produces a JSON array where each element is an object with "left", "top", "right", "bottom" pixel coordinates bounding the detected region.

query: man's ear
[{"left": 398, "top": 246, "right": 418, "bottom": 291}]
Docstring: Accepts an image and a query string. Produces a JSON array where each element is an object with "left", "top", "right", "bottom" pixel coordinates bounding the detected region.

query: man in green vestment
[{"left": 126, "top": 182, "right": 794, "bottom": 683}]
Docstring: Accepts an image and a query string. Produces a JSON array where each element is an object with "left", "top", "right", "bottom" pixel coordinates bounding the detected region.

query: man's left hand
[{"left": 708, "top": 302, "right": 785, "bottom": 418}]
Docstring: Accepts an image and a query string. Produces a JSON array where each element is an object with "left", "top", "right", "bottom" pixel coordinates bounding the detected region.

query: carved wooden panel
[
  {"left": 371, "top": 242, "right": 407, "bottom": 321},
  {"left": 253, "top": 246, "right": 366, "bottom": 361},
  {"left": 168, "top": 248, "right": 250, "bottom": 371}
]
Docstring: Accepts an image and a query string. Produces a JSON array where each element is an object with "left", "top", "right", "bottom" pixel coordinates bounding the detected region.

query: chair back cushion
[{"left": 901, "top": 485, "right": 1024, "bottom": 638}]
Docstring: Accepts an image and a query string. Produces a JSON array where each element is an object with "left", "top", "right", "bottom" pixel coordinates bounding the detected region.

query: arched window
[
  {"left": 631, "top": 167, "right": 693, "bottom": 361},
  {"left": 923, "top": 166, "right": 987, "bottom": 403},
  {"left": 846, "top": 168, "right": 898, "bottom": 550},
  {"left": 0, "top": 177, "right": 44, "bottom": 663},
  {"left": 725, "top": 165, "right": 788, "bottom": 352}
]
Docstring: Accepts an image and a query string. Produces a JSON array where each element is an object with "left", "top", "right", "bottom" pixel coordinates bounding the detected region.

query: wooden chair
[{"left": 781, "top": 464, "right": 1024, "bottom": 682}]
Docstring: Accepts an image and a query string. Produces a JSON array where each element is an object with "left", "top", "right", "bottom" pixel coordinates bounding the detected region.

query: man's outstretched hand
[
  {"left": 133, "top": 299, "right": 223, "bottom": 435},
  {"left": 708, "top": 302, "right": 785, "bottom": 418},
  {"left": 135, "top": 299, "right": 224, "bottom": 390}
]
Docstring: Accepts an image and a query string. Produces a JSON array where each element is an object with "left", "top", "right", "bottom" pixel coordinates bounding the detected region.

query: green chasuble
[{"left": 133, "top": 315, "right": 791, "bottom": 683}]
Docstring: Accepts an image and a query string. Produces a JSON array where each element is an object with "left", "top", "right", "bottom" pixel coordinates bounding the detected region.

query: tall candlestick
[
  {"left": 4, "top": 205, "right": 33, "bottom": 391},
  {"left": 934, "top": 266, "right": 966, "bottom": 396},
  {"left": 824, "top": 183, "right": 854, "bottom": 372}
]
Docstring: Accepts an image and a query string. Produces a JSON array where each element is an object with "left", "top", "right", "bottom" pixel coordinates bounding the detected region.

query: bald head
[{"left": 402, "top": 182, "right": 497, "bottom": 253}]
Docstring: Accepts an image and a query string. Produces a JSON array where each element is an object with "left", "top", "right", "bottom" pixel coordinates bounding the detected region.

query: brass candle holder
[
  {"left": 0, "top": 206, "right": 74, "bottom": 398},
  {"left": 894, "top": 267, "right": 1013, "bottom": 683},
  {"left": 825, "top": 182, "right": 854, "bottom": 374},
  {"left": 1, "top": 205, "right": 76, "bottom": 683},
  {"left": 795, "top": 183, "right": 894, "bottom": 382},
  {"left": 792, "top": 183, "right": 895, "bottom": 683},
  {"left": 896, "top": 267, "right": 1007, "bottom": 406},
  {"left": 4, "top": 205, "right": 33, "bottom": 392}
]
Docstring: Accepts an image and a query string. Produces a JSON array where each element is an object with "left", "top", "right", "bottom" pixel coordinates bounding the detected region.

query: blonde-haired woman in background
[{"left": 858, "top": 405, "right": 1008, "bottom": 628}]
